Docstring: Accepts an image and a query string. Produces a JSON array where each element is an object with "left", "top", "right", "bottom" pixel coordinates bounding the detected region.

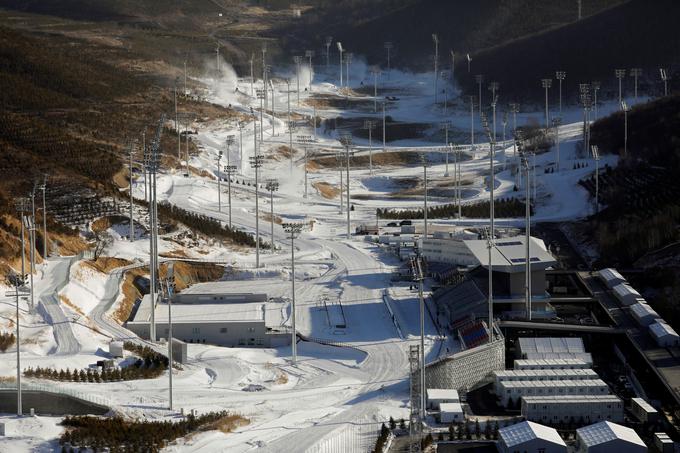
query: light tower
[
  {"left": 591, "top": 81, "right": 601, "bottom": 119},
  {"left": 384, "top": 41, "right": 393, "bottom": 79},
  {"left": 440, "top": 121, "right": 451, "bottom": 176},
  {"left": 249, "top": 53, "right": 255, "bottom": 96},
  {"left": 293, "top": 55, "right": 303, "bottom": 106},
  {"left": 490, "top": 92, "right": 499, "bottom": 143},
  {"left": 432, "top": 33, "right": 439, "bottom": 104},
  {"left": 336, "top": 42, "right": 344, "bottom": 87},
  {"left": 297, "top": 135, "right": 314, "bottom": 197},
  {"left": 6, "top": 269, "right": 28, "bottom": 416},
  {"left": 450, "top": 50, "right": 455, "bottom": 86},
  {"left": 363, "top": 120, "right": 377, "bottom": 175},
  {"left": 256, "top": 88, "right": 265, "bottom": 141},
  {"left": 325, "top": 36, "right": 333, "bottom": 70},
  {"left": 216, "top": 150, "right": 223, "bottom": 213},
  {"left": 38, "top": 175, "right": 48, "bottom": 256},
  {"left": 555, "top": 71, "right": 566, "bottom": 114},
  {"left": 265, "top": 179, "right": 279, "bottom": 252},
  {"left": 509, "top": 103, "right": 520, "bottom": 158},
  {"left": 421, "top": 154, "right": 429, "bottom": 238},
  {"left": 621, "top": 100, "right": 630, "bottom": 157},
  {"left": 345, "top": 52, "right": 353, "bottom": 88},
  {"left": 249, "top": 154, "right": 264, "bottom": 268},
  {"left": 237, "top": 122, "right": 245, "bottom": 170},
  {"left": 541, "top": 78, "right": 553, "bottom": 128},
  {"left": 305, "top": 50, "right": 315, "bottom": 91},
  {"left": 224, "top": 165, "right": 236, "bottom": 229},
  {"left": 339, "top": 134, "right": 354, "bottom": 239},
  {"left": 287, "top": 120, "right": 297, "bottom": 174},
  {"left": 382, "top": 99, "right": 387, "bottom": 152},
  {"left": 615, "top": 69, "right": 626, "bottom": 106},
  {"left": 469, "top": 95, "right": 476, "bottom": 148},
  {"left": 370, "top": 66, "right": 381, "bottom": 112},
  {"left": 591, "top": 145, "right": 601, "bottom": 214},
  {"left": 15, "top": 198, "right": 29, "bottom": 283},
  {"left": 261, "top": 43, "right": 268, "bottom": 111},
  {"left": 520, "top": 150, "right": 532, "bottom": 320},
  {"left": 552, "top": 117, "right": 562, "bottom": 172},
  {"left": 127, "top": 142, "right": 135, "bottom": 241},
  {"left": 282, "top": 222, "right": 306, "bottom": 365},
  {"left": 630, "top": 68, "right": 642, "bottom": 100},
  {"left": 660, "top": 68, "right": 669, "bottom": 96},
  {"left": 475, "top": 74, "right": 484, "bottom": 116},
  {"left": 441, "top": 71, "right": 449, "bottom": 114}
]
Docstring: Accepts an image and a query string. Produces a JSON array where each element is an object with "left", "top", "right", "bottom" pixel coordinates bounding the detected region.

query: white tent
[{"left": 576, "top": 421, "right": 647, "bottom": 453}]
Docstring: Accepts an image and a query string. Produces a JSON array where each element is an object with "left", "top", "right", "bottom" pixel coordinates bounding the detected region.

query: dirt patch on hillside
[
  {"left": 159, "top": 261, "right": 225, "bottom": 292},
  {"left": 85, "top": 257, "right": 132, "bottom": 274},
  {"left": 114, "top": 267, "right": 146, "bottom": 323},
  {"left": 311, "top": 151, "right": 420, "bottom": 169},
  {"left": 60, "top": 295, "right": 84, "bottom": 317},
  {"left": 91, "top": 215, "right": 129, "bottom": 234},
  {"left": 312, "top": 182, "right": 339, "bottom": 199},
  {"left": 112, "top": 168, "right": 129, "bottom": 189},
  {"left": 262, "top": 212, "right": 282, "bottom": 224}
]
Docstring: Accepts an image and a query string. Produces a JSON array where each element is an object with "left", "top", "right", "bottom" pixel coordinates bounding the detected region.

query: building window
[
  {"left": 248, "top": 327, "right": 256, "bottom": 333},
  {"left": 256, "top": 338, "right": 264, "bottom": 345},
  {"left": 220, "top": 327, "right": 228, "bottom": 334},
  {"left": 238, "top": 338, "right": 245, "bottom": 345},
  {"left": 248, "top": 338, "right": 255, "bottom": 345},
  {"left": 192, "top": 327, "right": 200, "bottom": 334}
]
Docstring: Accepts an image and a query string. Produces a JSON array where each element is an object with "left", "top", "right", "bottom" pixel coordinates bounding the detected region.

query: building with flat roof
[
  {"left": 419, "top": 230, "right": 478, "bottom": 266},
  {"left": 427, "top": 388, "right": 460, "bottom": 410},
  {"left": 521, "top": 395, "right": 624, "bottom": 424},
  {"left": 630, "top": 398, "right": 658, "bottom": 424},
  {"left": 493, "top": 368, "right": 599, "bottom": 394},
  {"left": 440, "top": 402, "right": 464, "bottom": 424},
  {"left": 498, "top": 421, "right": 567, "bottom": 453},
  {"left": 498, "top": 379, "right": 609, "bottom": 407},
  {"left": 514, "top": 359, "right": 590, "bottom": 370},
  {"left": 576, "top": 421, "right": 647, "bottom": 453},
  {"left": 517, "top": 337, "right": 593, "bottom": 364}
]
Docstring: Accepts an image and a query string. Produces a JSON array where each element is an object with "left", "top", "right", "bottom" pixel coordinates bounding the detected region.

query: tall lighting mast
[
  {"left": 339, "top": 134, "right": 354, "bottom": 239},
  {"left": 591, "top": 145, "right": 601, "bottom": 214},
  {"left": 305, "top": 50, "right": 315, "bottom": 91},
  {"left": 541, "top": 78, "right": 553, "bottom": 128},
  {"left": 630, "top": 68, "right": 642, "bottom": 101},
  {"left": 384, "top": 41, "right": 393, "bottom": 79},
  {"left": 660, "top": 68, "right": 669, "bottom": 97},
  {"left": 363, "top": 120, "right": 377, "bottom": 175},
  {"left": 370, "top": 67, "right": 381, "bottom": 112},
  {"left": 337, "top": 42, "right": 344, "bottom": 87},
  {"left": 621, "top": 101, "right": 630, "bottom": 157},
  {"left": 432, "top": 34, "right": 439, "bottom": 104},
  {"left": 224, "top": 165, "right": 236, "bottom": 229},
  {"left": 555, "top": 71, "right": 566, "bottom": 114},
  {"left": 294, "top": 55, "right": 303, "bottom": 106},
  {"left": 282, "top": 222, "right": 306, "bottom": 364},
  {"left": 325, "top": 36, "right": 333, "bottom": 70},
  {"left": 266, "top": 179, "right": 279, "bottom": 252},
  {"left": 249, "top": 153, "right": 264, "bottom": 268},
  {"left": 615, "top": 69, "right": 626, "bottom": 106},
  {"left": 38, "top": 175, "right": 48, "bottom": 257},
  {"left": 475, "top": 74, "right": 484, "bottom": 116}
]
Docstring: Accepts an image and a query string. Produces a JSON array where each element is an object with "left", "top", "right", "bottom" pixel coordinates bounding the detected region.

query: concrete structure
[
  {"left": 427, "top": 388, "right": 460, "bottom": 410},
  {"left": 498, "top": 379, "right": 609, "bottom": 407},
  {"left": 612, "top": 283, "right": 642, "bottom": 306},
  {"left": 128, "top": 293, "right": 280, "bottom": 347},
  {"left": 493, "top": 368, "right": 599, "bottom": 394},
  {"left": 172, "top": 282, "right": 268, "bottom": 304},
  {"left": 170, "top": 338, "right": 188, "bottom": 364},
  {"left": 649, "top": 321, "right": 680, "bottom": 348},
  {"left": 0, "top": 390, "right": 109, "bottom": 416},
  {"left": 514, "top": 359, "right": 590, "bottom": 370},
  {"left": 517, "top": 337, "right": 593, "bottom": 364},
  {"left": 653, "top": 433, "right": 674, "bottom": 453},
  {"left": 109, "top": 341, "right": 124, "bottom": 358},
  {"left": 498, "top": 421, "right": 567, "bottom": 453},
  {"left": 521, "top": 395, "right": 624, "bottom": 424},
  {"left": 597, "top": 268, "right": 626, "bottom": 289},
  {"left": 576, "top": 421, "right": 647, "bottom": 453},
  {"left": 630, "top": 398, "right": 658, "bottom": 424},
  {"left": 425, "top": 335, "right": 505, "bottom": 392},
  {"left": 440, "top": 402, "right": 464, "bottom": 423},
  {"left": 419, "top": 230, "right": 478, "bottom": 266},
  {"left": 630, "top": 303, "right": 661, "bottom": 327}
]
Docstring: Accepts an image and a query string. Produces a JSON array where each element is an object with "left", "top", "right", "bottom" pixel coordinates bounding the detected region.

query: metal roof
[
  {"left": 132, "top": 294, "right": 266, "bottom": 324},
  {"left": 427, "top": 389, "right": 459, "bottom": 401},
  {"left": 464, "top": 236, "right": 556, "bottom": 273},
  {"left": 649, "top": 321, "right": 679, "bottom": 339},
  {"left": 613, "top": 283, "right": 641, "bottom": 300},
  {"left": 519, "top": 337, "right": 585, "bottom": 354},
  {"left": 494, "top": 369, "right": 599, "bottom": 380},
  {"left": 500, "top": 378, "right": 607, "bottom": 389},
  {"left": 597, "top": 268, "right": 626, "bottom": 284},
  {"left": 514, "top": 358, "right": 590, "bottom": 369},
  {"left": 631, "top": 398, "right": 657, "bottom": 413},
  {"left": 499, "top": 421, "right": 566, "bottom": 447},
  {"left": 439, "top": 402, "right": 464, "bottom": 413},
  {"left": 631, "top": 302, "right": 660, "bottom": 320},
  {"left": 522, "top": 395, "right": 621, "bottom": 404},
  {"left": 577, "top": 421, "right": 646, "bottom": 447}
]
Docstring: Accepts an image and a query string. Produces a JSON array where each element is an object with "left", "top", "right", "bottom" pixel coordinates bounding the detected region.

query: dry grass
[
  {"left": 261, "top": 212, "right": 282, "bottom": 225},
  {"left": 85, "top": 257, "right": 132, "bottom": 274},
  {"left": 312, "top": 182, "right": 340, "bottom": 199},
  {"left": 271, "top": 145, "right": 296, "bottom": 160},
  {"left": 113, "top": 267, "right": 147, "bottom": 323},
  {"left": 112, "top": 168, "right": 129, "bottom": 189},
  {"left": 205, "top": 414, "right": 250, "bottom": 434},
  {"left": 60, "top": 295, "right": 84, "bottom": 317},
  {"left": 159, "top": 261, "right": 225, "bottom": 292},
  {"left": 159, "top": 249, "right": 189, "bottom": 259},
  {"left": 0, "top": 376, "right": 16, "bottom": 383}
]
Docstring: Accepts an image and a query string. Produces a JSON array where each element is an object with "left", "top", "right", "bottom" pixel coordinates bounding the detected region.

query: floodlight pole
[
  {"left": 224, "top": 165, "right": 236, "bottom": 229},
  {"left": 432, "top": 34, "right": 439, "bottom": 104},
  {"left": 262, "top": 44, "right": 268, "bottom": 111},
  {"left": 29, "top": 190, "right": 35, "bottom": 311},
  {"left": 371, "top": 67, "right": 381, "bottom": 112},
  {"left": 336, "top": 152, "right": 344, "bottom": 214},
  {"left": 621, "top": 101, "right": 629, "bottom": 157},
  {"left": 541, "top": 78, "right": 552, "bottom": 128},
  {"left": 294, "top": 56, "right": 302, "bottom": 106},
  {"left": 660, "top": 68, "right": 669, "bottom": 97},
  {"left": 128, "top": 143, "right": 134, "bottom": 241},
  {"left": 553, "top": 117, "right": 562, "bottom": 172},
  {"left": 305, "top": 50, "right": 314, "bottom": 91},
  {"left": 591, "top": 145, "right": 601, "bottom": 213},
  {"left": 469, "top": 95, "right": 475, "bottom": 148},
  {"left": 592, "top": 81, "right": 601, "bottom": 119},
  {"left": 630, "top": 68, "right": 642, "bottom": 100},
  {"left": 325, "top": 37, "right": 333, "bottom": 70},
  {"left": 441, "top": 122, "right": 451, "bottom": 176},
  {"left": 216, "top": 151, "right": 223, "bottom": 213},
  {"left": 339, "top": 135, "right": 354, "bottom": 239},
  {"left": 509, "top": 103, "right": 519, "bottom": 158},
  {"left": 556, "top": 71, "right": 566, "bottom": 114},
  {"left": 345, "top": 52, "right": 354, "bottom": 89},
  {"left": 456, "top": 146, "right": 462, "bottom": 219},
  {"left": 142, "top": 131, "right": 147, "bottom": 202},
  {"left": 39, "top": 175, "right": 48, "bottom": 257},
  {"left": 442, "top": 71, "right": 449, "bottom": 114},
  {"left": 486, "top": 228, "right": 494, "bottom": 343},
  {"left": 384, "top": 41, "right": 393, "bottom": 79},
  {"left": 489, "top": 82, "right": 499, "bottom": 141},
  {"left": 283, "top": 222, "right": 305, "bottom": 364},
  {"left": 522, "top": 153, "right": 532, "bottom": 320},
  {"left": 475, "top": 75, "right": 484, "bottom": 116},
  {"left": 298, "top": 135, "right": 313, "bottom": 197},
  {"left": 337, "top": 42, "right": 344, "bottom": 87},
  {"left": 250, "top": 154, "right": 264, "bottom": 268},
  {"left": 14, "top": 279, "right": 22, "bottom": 415},
  {"left": 15, "top": 199, "right": 28, "bottom": 283},
  {"left": 287, "top": 121, "right": 296, "bottom": 174},
  {"left": 382, "top": 100, "right": 387, "bottom": 152},
  {"left": 422, "top": 156, "right": 428, "bottom": 238},
  {"left": 238, "top": 122, "right": 244, "bottom": 170},
  {"left": 364, "top": 120, "right": 376, "bottom": 175},
  {"left": 257, "top": 89, "right": 265, "bottom": 141},
  {"left": 615, "top": 69, "right": 626, "bottom": 106},
  {"left": 266, "top": 180, "right": 279, "bottom": 252}
]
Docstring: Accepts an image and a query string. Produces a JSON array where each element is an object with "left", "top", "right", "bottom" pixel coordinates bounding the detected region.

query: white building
[
  {"left": 630, "top": 398, "right": 658, "bottom": 424},
  {"left": 597, "top": 268, "right": 627, "bottom": 289},
  {"left": 498, "top": 421, "right": 567, "bottom": 453},
  {"left": 653, "top": 433, "right": 674, "bottom": 453},
  {"left": 517, "top": 337, "right": 593, "bottom": 364},
  {"left": 576, "top": 421, "right": 647, "bottom": 453},
  {"left": 493, "top": 368, "right": 599, "bottom": 394},
  {"left": 499, "top": 379, "right": 609, "bottom": 407},
  {"left": 649, "top": 321, "right": 680, "bottom": 348},
  {"left": 427, "top": 388, "right": 459, "bottom": 410},
  {"left": 630, "top": 303, "right": 661, "bottom": 327},
  {"left": 514, "top": 358, "right": 590, "bottom": 370},
  {"left": 521, "top": 395, "right": 624, "bottom": 424},
  {"left": 440, "top": 402, "right": 464, "bottom": 424},
  {"left": 612, "top": 283, "right": 642, "bottom": 306},
  {"left": 419, "top": 230, "right": 478, "bottom": 266}
]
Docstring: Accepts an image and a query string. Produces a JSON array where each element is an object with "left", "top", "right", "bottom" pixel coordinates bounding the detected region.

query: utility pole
[
  {"left": 555, "top": 71, "right": 566, "bottom": 114},
  {"left": 475, "top": 74, "right": 484, "bottom": 116},
  {"left": 266, "top": 180, "right": 279, "bottom": 252},
  {"left": 552, "top": 117, "right": 562, "bottom": 172},
  {"left": 432, "top": 34, "right": 439, "bottom": 104},
  {"left": 382, "top": 99, "right": 387, "bottom": 152},
  {"left": 128, "top": 142, "right": 135, "bottom": 241},
  {"left": 15, "top": 198, "right": 28, "bottom": 284},
  {"left": 297, "top": 135, "right": 313, "bottom": 198},
  {"left": 384, "top": 42, "right": 393, "bottom": 79},
  {"left": 421, "top": 155, "right": 429, "bottom": 238},
  {"left": 337, "top": 42, "right": 344, "bottom": 87},
  {"left": 282, "top": 222, "right": 305, "bottom": 365},
  {"left": 224, "top": 165, "right": 236, "bottom": 229},
  {"left": 621, "top": 101, "right": 630, "bottom": 157},
  {"left": 325, "top": 36, "right": 333, "bottom": 71},
  {"left": 345, "top": 52, "right": 353, "bottom": 88},
  {"left": 630, "top": 68, "right": 642, "bottom": 101},
  {"left": 441, "top": 121, "right": 451, "bottom": 176},
  {"left": 469, "top": 95, "right": 476, "bottom": 148},
  {"left": 257, "top": 89, "right": 265, "bottom": 142},
  {"left": 294, "top": 55, "right": 303, "bottom": 106},
  {"left": 541, "top": 78, "right": 552, "bottom": 128},
  {"left": 339, "top": 134, "right": 354, "bottom": 239},
  {"left": 591, "top": 145, "right": 601, "bottom": 214},
  {"left": 364, "top": 120, "right": 376, "bottom": 175},
  {"left": 370, "top": 67, "right": 381, "bottom": 112},
  {"left": 250, "top": 154, "right": 264, "bottom": 268},
  {"left": 305, "top": 50, "right": 314, "bottom": 91},
  {"left": 615, "top": 69, "right": 626, "bottom": 106},
  {"left": 39, "top": 175, "right": 48, "bottom": 257},
  {"left": 592, "top": 81, "right": 601, "bottom": 120},
  {"left": 287, "top": 121, "right": 297, "bottom": 174},
  {"left": 216, "top": 150, "right": 223, "bottom": 213}
]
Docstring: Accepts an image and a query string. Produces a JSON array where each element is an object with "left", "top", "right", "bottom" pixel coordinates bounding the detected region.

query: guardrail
[{"left": 0, "top": 381, "right": 111, "bottom": 408}]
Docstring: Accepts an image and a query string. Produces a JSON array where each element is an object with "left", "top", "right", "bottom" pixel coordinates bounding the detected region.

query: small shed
[
  {"left": 440, "top": 402, "right": 464, "bottom": 424},
  {"left": 597, "top": 268, "right": 626, "bottom": 289},
  {"left": 630, "top": 398, "right": 658, "bottom": 424},
  {"left": 612, "top": 283, "right": 642, "bottom": 306},
  {"left": 630, "top": 303, "right": 661, "bottom": 327},
  {"left": 427, "top": 388, "right": 460, "bottom": 410},
  {"left": 649, "top": 321, "right": 680, "bottom": 348},
  {"left": 109, "top": 341, "right": 124, "bottom": 358},
  {"left": 576, "top": 421, "right": 647, "bottom": 453},
  {"left": 498, "top": 421, "right": 567, "bottom": 453},
  {"left": 653, "top": 433, "right": 674, "bottom": 453}
]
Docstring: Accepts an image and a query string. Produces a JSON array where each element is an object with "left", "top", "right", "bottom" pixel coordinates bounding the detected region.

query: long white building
[
  {"left": 494, "top": 368, "right": 600, "bottom": 394},
  {"left": 521, "top": 395, "right": 624, "bottom": 424},
  {"left": 514, "top": 358, "right": 590, "bottom": 370},
  {"left": 499, "top": 379, "right": 609, "bottom": 406}
]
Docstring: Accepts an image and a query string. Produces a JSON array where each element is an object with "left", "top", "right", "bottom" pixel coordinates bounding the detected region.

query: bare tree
[{"left": 93, "top": 231, "right": 111, "bottom": 261}]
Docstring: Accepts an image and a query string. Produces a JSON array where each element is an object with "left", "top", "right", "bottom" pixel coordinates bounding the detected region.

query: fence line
[{"left": 0, "top": 381, "right": 111, "bottom": 408}]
